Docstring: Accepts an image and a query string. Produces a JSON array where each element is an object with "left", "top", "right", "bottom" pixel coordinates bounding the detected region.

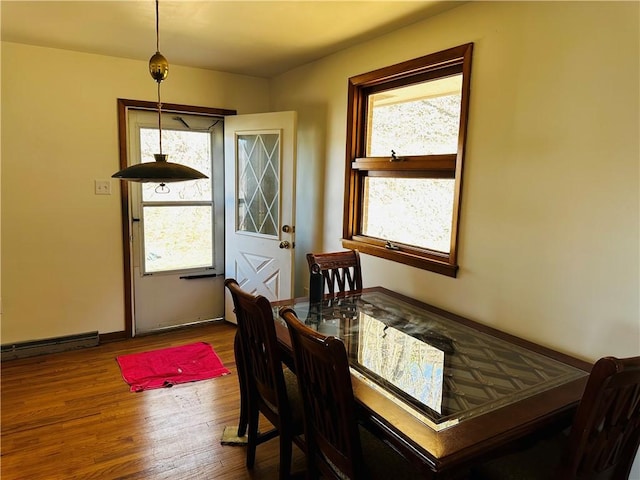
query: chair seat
[
  {"left": 283, "top": 368, "right": 305, "bottom": 433},
  {"left": 261, "top": 368, "right": 304, "bottom": 436},
  {"left": 360, "top": 425, "right": 423, "bottom": 480},
  {"left": 317, "top": 424, "right": 423, "bottom": 480},
  {"left": 471, "top": 431, "right": 567, "bottom": 479}
]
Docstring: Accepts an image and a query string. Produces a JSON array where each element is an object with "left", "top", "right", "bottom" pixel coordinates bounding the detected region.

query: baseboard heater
[{"left": 1, "top": 331, "right": 99, "bottom": 361}]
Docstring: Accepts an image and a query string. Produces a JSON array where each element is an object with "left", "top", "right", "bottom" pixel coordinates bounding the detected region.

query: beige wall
[
  {"left": 271, "top": 1, "right": 639, "bottom": 362},
  {"left": 1, "top": 42, "right": 270, "bottom": 343},
  {"left": 3, "top": 3, "right": 637, "bottom": 358}
]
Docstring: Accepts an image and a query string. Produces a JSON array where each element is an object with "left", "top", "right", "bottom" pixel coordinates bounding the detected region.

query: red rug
[{"left": 116, "top": 341, "right": 230, "bottom": 392}]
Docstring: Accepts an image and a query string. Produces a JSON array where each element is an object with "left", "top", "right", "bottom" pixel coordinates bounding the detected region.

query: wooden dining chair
[
  {"left": 472, "top": 355, "right": 640, "bottom": 480},
  {"left": 224, "top": 279, "right": 305, "bottom": 480},
  {"left": 306, "top": 250, "right": 362, "bottom": 295},
  {"left": 280, "top": 306, "right": 423, "bottom": 480}
]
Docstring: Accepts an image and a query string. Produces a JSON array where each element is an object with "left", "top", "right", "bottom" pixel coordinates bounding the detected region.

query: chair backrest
[
  {"left": 306, "top": 250, "right": 363, "bottom": 295},
  {"left": 280, "top": 307, "right": 365, "bottom": 480},
  {"left": 558, "top": 355, "right": 640, "bottom": 480},
  {"left": 225, "top": 278, "right": 290, "bottom": 420}
]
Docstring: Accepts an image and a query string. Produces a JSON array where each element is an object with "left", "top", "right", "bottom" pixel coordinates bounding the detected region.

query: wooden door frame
[{"left": 112, "top": 98, "right": 236, "bottom": 339}]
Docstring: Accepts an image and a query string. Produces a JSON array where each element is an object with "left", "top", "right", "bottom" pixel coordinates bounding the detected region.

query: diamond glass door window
[{"left": 237, "top": 133, "right": 280, "bottom": 236}]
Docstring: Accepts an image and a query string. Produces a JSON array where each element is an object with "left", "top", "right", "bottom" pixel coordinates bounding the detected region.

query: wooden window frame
[{"left": 341, "top": 43, "right": 473, "bottom": 277}]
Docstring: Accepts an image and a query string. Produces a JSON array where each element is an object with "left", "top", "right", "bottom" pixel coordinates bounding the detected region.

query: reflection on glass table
[{"left": 276, "top": 291, "right": 587, "bottom": 431}]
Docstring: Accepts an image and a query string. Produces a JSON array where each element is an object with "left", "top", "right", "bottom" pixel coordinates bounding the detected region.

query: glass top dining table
[{"left": 272, "top": 287, "right": 591, "bottom": 476}]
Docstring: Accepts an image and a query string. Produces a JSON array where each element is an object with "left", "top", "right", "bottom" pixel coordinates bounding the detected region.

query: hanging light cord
[
  {"left": 157, "top": 82, "right": 163, "bottom": 155},
  {"left": 155, "top": 0, "right": 168, "bottom": 193},
  {"left": 155, "top": 0, "right": 160, "bottom": 53},
  {"left": 155, "top": 0, "right": 163, "bottom": 156}
]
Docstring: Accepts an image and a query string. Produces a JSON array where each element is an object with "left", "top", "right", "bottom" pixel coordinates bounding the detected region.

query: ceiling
[{"left": 1, "top": 1, "right": 462, "bottom": 78}]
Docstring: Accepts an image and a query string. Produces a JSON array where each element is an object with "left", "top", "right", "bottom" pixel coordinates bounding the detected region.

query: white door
[
  {"left": 224, "top": 111, "right": 297, "bottom": 323},
  {"left": 129, "top": 110, "right": 225, "bottom": 334}
]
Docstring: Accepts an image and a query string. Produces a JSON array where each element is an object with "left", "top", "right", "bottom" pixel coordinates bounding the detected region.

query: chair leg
[
  {"left": 246, "top": 404, "right": 260, "bottom": 468},
  {"left": 278, "top": 430, "right": 293, "bottom": 480},
  {"left": 300, "top": 440, "right": 319, "bottom": 480},
  {"left": 234, "top": 333, "right": 249, "bottom": 437}
]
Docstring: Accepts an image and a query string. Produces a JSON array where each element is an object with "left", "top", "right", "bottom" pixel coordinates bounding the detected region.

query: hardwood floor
[{"left": 1, "top": 321, "right": 306, "bottom": 479}]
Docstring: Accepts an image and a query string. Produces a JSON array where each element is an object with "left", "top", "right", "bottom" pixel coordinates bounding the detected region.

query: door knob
[{"left": 279, "top": 241, "right": 291, "bottom": 249}]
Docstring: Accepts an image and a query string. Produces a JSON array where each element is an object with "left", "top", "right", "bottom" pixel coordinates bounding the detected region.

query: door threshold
[{"left": 135, "top": 317, "right": 225, "bottom": 337}]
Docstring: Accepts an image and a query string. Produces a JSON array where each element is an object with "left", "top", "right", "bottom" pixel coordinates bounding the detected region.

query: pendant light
[{"left": 112, "top": 0, "right": 208, "bottom": 184}]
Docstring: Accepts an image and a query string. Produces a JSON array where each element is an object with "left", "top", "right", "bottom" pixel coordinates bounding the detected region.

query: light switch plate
[{"left": 95, "top": 180, "right": 112, "bottom": 195}]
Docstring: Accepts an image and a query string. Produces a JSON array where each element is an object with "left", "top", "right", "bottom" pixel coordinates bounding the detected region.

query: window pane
[
  {"left": 143, "top": 205, "right": 213, "bottom": 273},
  {"left": 140, "top": 128, "right": 212, "bottom": 202},
  {"left": 237, "top": 133, "right": 280, "bottom": 236},
  {"left": 362, "top": 177, "right": 454, "bottom": 253},
  {"left": 367, "top": 75, "right": 462, "bottom": 156}
]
